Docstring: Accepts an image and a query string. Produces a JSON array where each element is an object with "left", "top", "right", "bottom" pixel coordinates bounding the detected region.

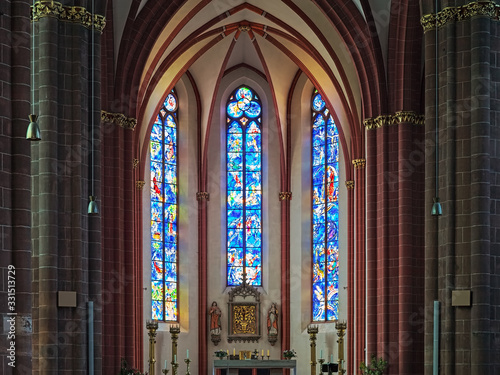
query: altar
[{"left": 213, "top": 359, "right": 296, "bottom": 375}]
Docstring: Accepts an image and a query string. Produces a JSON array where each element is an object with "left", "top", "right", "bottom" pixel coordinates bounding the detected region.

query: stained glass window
[
  {"left": 311, "top": 90, "right": 339, "bottom": 321},
  {"left": 226, "top": 86, "right": 262, "bottom": 286},
  {"left": 150, "top": 90, "right": 178, "bottom": 321}
]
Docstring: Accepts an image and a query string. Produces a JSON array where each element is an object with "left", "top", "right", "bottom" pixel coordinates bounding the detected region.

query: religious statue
[
  {"left": 267, "top": 302, "right": 278, "bottom": 345},
  {"left": 209, "top": 301, "right": 222, "bottom": 345}
]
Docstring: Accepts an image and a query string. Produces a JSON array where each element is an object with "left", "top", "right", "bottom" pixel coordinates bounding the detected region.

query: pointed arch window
[
  {"left": 226, "top": 86, "right": 262, "bottom": 286},
  {"left": 150, "top": 90, "right": 179, "bottom": 321},
  {"left": 312, "top": 90, "right": 339, "bottom": 321}
]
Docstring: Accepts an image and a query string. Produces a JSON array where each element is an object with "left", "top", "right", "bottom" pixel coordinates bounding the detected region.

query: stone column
[
  {"left": 30, "top": 2, "right": 104, "bottom": 373},
  {"left": 422, "top": 1, "right": 500, "bottom": 374},
  {"left": 0, "top": 1, "right": 33, "bottom": 374}
]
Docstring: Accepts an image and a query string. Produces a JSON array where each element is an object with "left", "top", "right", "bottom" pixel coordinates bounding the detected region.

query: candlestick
[
  {"left": 307, "top": 324, "right": 319, "bottom": 375},
  {"left": 184, "top": 358, "right": 191, "bottom": 375},
  {"left": 147, "top": 320, "right": 159, "bottom": 375},
  {"left": 336, "top": 321, "right": 347, "bottom": 375},
  {"left": 170, "top": 324, "right": 181, "bottom": 366},
  {"left": 171, "top": 360, "right": 179, "bottom": 375},
  {"left": 318, "top": 358, "right": 325, "bottom": 375},
  {"left": 162, "top": 369, "right": 169, "bottom": 375}
]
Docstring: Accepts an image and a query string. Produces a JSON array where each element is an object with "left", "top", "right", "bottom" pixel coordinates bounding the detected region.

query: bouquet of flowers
[
  {"left": 283, "top": 349, "right": 297, "bottom": 359},
  {"left": 215, "top": 349, "right": 228, "bottom": 359}
]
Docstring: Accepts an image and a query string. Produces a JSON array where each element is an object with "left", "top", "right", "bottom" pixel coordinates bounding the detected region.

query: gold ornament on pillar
[
  {"left": 27, "top": 1, "right": 41, "bottom": 141},
  {"left": 88, "top": 0, "right": 98, "bottom": 214}
]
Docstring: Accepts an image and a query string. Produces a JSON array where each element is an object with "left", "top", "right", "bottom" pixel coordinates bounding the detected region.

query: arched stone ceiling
[{"left": 108, "top": 0, "right": 392, "bottom": 170}]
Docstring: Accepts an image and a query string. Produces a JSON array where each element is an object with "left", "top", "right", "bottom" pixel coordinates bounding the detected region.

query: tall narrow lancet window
[
  {"left": 312, "top": 90, "right": 340, "bottom": 321},
  {"left": 226, "top": 86, "right": 262, "bottom": 286},
  {"left": 150, "top": 90, "right": 179, "bottom": 321}
]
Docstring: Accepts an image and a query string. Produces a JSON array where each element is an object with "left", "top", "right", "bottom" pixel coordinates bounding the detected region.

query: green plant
[
  {"left": 359, "top": 354, "right": 387, "bottom": 375},
  {"left": 214, "top": 349, "right": 228, "bottom": 358},
  {"left": 283, "top": 349, "right": 297, "bottom": 359},
  {"left": 119, "top": 358, "right": 147, "bottom": 375}
]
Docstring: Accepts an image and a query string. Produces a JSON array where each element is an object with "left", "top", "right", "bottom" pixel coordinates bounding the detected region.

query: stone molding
[
  {"left": 421, "top": 0, "right": 500, "bottom": 31},
  {"left": 32, "top": 1, "right": 106, "bottom": 33},
  {"left": 363, "top": 111, "right": 424, "bottom": 130},
  {"left": 101, "top": 110, "right": 137, "bottom": 130}
]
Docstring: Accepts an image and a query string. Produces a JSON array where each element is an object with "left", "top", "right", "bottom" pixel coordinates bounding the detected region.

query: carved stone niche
[{"left": 227, "top": 276, "right": 261, "bottom": 343}]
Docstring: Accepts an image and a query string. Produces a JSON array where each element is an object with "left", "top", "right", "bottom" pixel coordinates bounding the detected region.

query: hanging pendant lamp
[
  {"left": 27, "top": 1, "right": 41, "bottom": 141},
  {"left": 26, "top": 114, "right": 41, "bottom": 141},
  {"left": 88, "top": 0, "right": 99, "bottom": 215},
  {"left": 431, "top": 0, "right": 442, "bottom": 216}
]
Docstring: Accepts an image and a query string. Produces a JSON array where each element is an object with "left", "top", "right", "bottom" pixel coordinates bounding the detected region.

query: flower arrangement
[
  {"left": 214, "top": 349, "right": 228, "bottom": 359},
  {"left": 283, "top": 349, "right": 297, "bottom": 359},
  {"left": 119, "top": 358, "right": 147, "bottom": 375}
]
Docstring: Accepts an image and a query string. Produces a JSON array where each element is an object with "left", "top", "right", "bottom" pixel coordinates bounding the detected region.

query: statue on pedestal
[
  {"left": 267, "top": 302, "right": 278, "bottom": 346},
  {"left": 209, "top": 301, "right": 222, "bottom": 345}
]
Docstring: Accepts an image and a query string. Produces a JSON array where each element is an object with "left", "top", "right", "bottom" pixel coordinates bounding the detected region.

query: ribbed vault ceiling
[{"left": 109, "top": 0, "right": 392, "bottom": 165}]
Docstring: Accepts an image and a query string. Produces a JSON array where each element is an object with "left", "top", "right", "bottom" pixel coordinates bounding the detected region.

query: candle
[
  {"left": 174, "top": 354, "right": 177, "bottom": 363},
  {"left": 227, "top": 350, "right": 229, "bottom": 356},
  {"left": 331, "top": 354, "right": 334, "bottom": 363},
  {"left": 320, "top": 349, "right": 323, "bottom": 359},
  {"left": 267, "top": 349, "right": 269, "bottom": 356},
  {"left": 164, "top": 360, "right": 167, "bottom": 369},
  {"left": 262, "top": 349, "right": 264, "bottom": 356},
  {"left": 233, "top": 348, "right": 236, "bottom": 356},
  {"left": 187, "top": 349, "right": 189, "bottom": 359}
]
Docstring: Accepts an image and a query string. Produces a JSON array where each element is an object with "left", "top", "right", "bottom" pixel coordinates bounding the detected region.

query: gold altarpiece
[{"left": 227, "top": 276, "right": 261, "bottom": 343}]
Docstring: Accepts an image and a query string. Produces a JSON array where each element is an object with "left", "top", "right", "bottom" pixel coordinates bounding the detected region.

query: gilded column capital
[
  {"left": 421, "top": 1, "right": 500, "bottom": 31},
  {"left": 352, "top": 159, "right": 366, "bottom": 169},
  {"left": 133, "top": 158, "right": 139, "bottom": 169},
  {"left": 136, "top": 181, "right": 146, "bottom": 190},
  {"left": 345, "top": 180, "right": 355, "bottom": 189},
  {"left": 364, "top": 111, "right": 424, "bottom": 130},
  {"left": 279, "top": 191, "right": 292, "bottom": 201},
  {"left": 101, "top": 110, "right": 137, "bottom": 130},
  {"left": 196, "top": 192, "right": 210, "bottom": 201},
  {"left": 32, "top": 1, "right": 106, "bottom": 33}
]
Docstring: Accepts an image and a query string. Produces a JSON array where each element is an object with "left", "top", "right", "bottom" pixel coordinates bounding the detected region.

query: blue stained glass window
[
  {"left": 311, "top": 90, "right": 340, "bottom": 322},
  {"left": 226, "top": 86, "right": 262, "bottom": 286},
  {"left": 150, "top": 89, "right": 179, "bottom": 321}
]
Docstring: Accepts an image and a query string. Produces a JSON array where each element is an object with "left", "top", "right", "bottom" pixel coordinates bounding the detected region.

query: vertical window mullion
[
  {"left": 323, "top": 112, "right": 328, "bottom": 320},
  {"left": 162, "top": 114, "right": 166, "bottom": 319},
  {"left": 242, "top": 124, "right": 247, "bottom": 279}
]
